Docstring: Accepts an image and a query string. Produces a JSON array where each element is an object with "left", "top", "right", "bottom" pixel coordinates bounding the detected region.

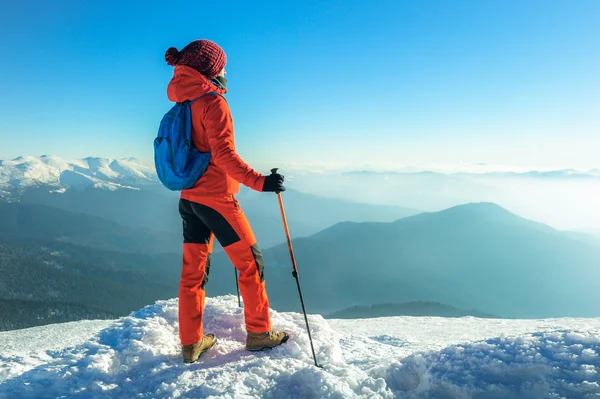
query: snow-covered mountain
[
  {"left": 0, "top": 155, "right": 157, "bottom": 196},
  {"left": 0, "top": 295, "right": 598, "bottom": 398}
]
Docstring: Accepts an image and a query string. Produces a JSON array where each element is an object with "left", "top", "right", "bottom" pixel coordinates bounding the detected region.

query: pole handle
[{"left": 270, "top": 168, "right": 284, "bottom": 195}]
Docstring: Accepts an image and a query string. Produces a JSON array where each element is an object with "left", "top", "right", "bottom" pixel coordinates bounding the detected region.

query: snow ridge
[
  {"left": 1, "top": 296, "right": 599, "bottom": 398},
  {"left": 0, "top": 155, "right": 157, "bottom": 194}
]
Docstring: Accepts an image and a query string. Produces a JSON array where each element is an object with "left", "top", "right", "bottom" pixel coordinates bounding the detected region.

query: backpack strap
[
  {"left": 189, "top": 91, "right": 222, "bottom": 104},
  {"left": 175, "top": 92, "right": 222, "bottom": 106},
  {"left": 182, "top": 92, "right": 223, "bottom": 146}
]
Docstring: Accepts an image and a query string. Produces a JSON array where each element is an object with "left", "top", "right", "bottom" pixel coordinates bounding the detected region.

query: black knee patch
[
  {"left": 251, "top": 244, "right": 265, "bottom": 282},
  {"left": 201, "top": 253, "right": 211, "bottom": 290}
]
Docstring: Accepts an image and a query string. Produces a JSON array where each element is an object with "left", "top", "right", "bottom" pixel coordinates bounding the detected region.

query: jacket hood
[{"left": 166, "top": 65, "right": 227, "bottom": 103}]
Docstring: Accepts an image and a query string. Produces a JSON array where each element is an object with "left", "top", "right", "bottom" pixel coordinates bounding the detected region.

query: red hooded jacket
[{"left": 166, "top": 65, "right": 265, "bottom": 199}]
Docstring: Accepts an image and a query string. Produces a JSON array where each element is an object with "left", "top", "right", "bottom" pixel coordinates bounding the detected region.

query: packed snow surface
[{"left": 1, "top": 295, "right": 599, "bottom": 398}]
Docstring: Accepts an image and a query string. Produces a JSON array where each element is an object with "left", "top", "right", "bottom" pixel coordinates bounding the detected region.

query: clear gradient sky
[{"left": 1, "top": 0, "right": 598, "bottom": 170}]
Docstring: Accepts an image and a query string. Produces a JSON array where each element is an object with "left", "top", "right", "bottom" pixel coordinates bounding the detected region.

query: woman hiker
[{"left": 164, "top": 39, "right": 289, "bottom": 364}]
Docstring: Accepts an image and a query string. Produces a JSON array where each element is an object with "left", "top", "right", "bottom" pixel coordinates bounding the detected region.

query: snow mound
[
  {"left": 0, "top": 296, "right": 369, "bottom": 399},
  {"left": 379, "top": 330, "right": 600, "bottom": 398},
  {"left": 1, "top": 296, "right": 599, "bottom": 398}
]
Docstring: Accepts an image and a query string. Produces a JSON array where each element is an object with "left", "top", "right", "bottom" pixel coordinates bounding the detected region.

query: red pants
[{"left": 178, "top": 195, "right": 271, "bottom": 345}]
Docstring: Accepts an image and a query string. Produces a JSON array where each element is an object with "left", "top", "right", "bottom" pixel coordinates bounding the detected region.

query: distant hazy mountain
[
  {"left": 0, "top": 202, "right": 181, "bottom": 255},
  {"left": 285, "top": 167, "right": 600, "bottom": 232},
  {"left": 579, "top": 229, "right": 600, "bottom": 240},
  {"left": 208, "top": 202, "right": 600, "bottom": 318},
  {"left": 236, "top": 186, "right": 419, "bottom": 232},
  {"left": 336, "top": 167, "right": 600, "bottom": 180},
  {"left": 326, "top": 301, "right": 500, "bottom": 319}
]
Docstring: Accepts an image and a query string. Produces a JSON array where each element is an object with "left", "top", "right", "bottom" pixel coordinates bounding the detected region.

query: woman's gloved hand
[{"left": 262, "top": 168, "right": 286, "bottom": 193}]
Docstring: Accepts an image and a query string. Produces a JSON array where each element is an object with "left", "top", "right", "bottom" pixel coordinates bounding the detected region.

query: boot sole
[
  {"left": 245, "top": 333, "right": 289, "bottom": 351},
  {"left": 183, "top": 337, "right": 218, "bottom": 364}
]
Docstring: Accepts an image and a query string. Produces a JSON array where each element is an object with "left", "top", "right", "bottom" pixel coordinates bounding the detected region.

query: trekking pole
[
  {"left": 271, "top": 168, "right": 321, "bottom": 368},
  {"left": 234, "top": 269, "right": 241, "bottom": 307}
]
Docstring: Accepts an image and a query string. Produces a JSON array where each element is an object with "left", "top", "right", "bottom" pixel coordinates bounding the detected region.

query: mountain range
[
  {"left": 0, "top": 155, "right": 417, "bottom": 329},
  {"left": 1, "top": 155, "right": 599, "bottom": 329},
  {"left": 0, "top": 156, "right": 419, "bottom": 249},
  {"left": 3, "top": 199, "right": 598, "bottom": 329},
  {"left": 0, "top": 155, "right": 156, "bottom": 194}
]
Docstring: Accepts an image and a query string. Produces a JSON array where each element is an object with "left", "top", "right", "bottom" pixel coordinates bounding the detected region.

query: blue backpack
[{"left": 154, "top": 92, "right": 220, "bottom": 191}]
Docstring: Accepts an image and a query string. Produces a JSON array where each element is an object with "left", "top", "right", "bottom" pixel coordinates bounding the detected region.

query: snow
[
  {"left": 0, "top": 155, "right": 157, "bottom": 194},
  {"left": 0, "top": 320, "right": 112, "bottom": 383},
  {"left": 0, "top": 295, "right": 599, "bottom": 398}
]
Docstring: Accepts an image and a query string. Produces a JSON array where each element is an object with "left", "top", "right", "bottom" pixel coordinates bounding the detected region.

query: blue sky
[{"left": 0, "top": 0, "right": 598, "bottom": 170}]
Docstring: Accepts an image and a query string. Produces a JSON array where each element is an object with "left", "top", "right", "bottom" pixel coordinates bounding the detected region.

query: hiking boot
[
  {"left": 182, "top": 334, "right": 217, "bottom": 363},
  {"left": 246, "top": 330, "right": 289, "bottom": 351}
]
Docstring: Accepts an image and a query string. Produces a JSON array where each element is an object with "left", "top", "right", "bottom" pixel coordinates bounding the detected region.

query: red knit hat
[{"left": 165, "top": 39, "right": 227, "bottom": 79}]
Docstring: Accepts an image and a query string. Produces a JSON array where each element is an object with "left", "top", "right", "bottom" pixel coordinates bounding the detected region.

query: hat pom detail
[{"left": 165, "top": 47, "right": 180, "bottom": 66}]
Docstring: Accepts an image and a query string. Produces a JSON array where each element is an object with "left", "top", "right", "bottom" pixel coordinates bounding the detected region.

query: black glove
[{"left": 262, "top": 169, "right": 286, "bottom": 193}]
